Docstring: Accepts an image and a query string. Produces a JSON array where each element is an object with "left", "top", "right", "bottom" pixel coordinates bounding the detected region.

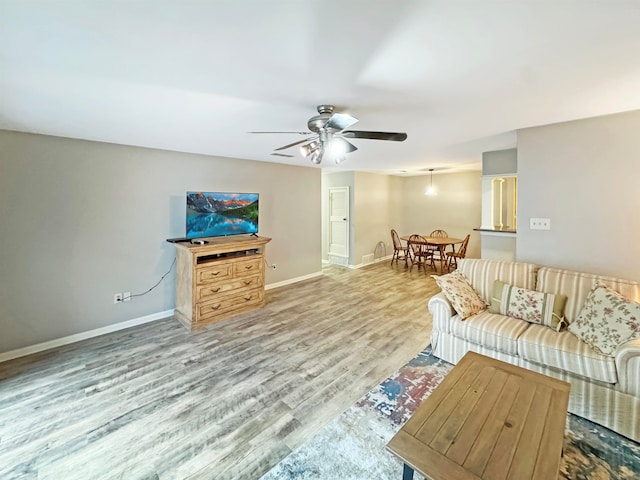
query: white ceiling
[{"left": 2, "top": 1, "right": 640, "bottom": 176}]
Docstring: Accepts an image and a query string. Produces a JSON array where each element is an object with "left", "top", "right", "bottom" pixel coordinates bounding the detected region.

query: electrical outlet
[
  {"left": 530, "top": 217, "right": 551, "bottom": 230},
  {"left": 123, "top": 291, "right": 131, "bottom": 302},
  {"left": 114, "top": 293, "right": 123, "bottom": 304}
]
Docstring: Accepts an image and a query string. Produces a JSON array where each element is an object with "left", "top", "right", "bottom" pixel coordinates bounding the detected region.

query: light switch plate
[{"left": 530, "top": 218, "right": 551, "bottom": 230}]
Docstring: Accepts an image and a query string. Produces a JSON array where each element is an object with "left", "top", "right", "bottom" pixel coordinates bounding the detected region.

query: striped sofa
[{"left": 428, "top": 258, "right": 640, "bottom": 442}]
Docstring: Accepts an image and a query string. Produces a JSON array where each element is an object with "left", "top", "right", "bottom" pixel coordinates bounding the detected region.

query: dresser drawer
[
  {"left": 196, "top": 289, "right": 264, "bottom": 321},
  {"left": 234, "top": 257, "right": 263, "bottom": 277},
  {"left": 196, "top": 263, "right": 233, "bottom": 284},
  {"left": 195, "top": 275, "right": 263, "bottom": 302}
]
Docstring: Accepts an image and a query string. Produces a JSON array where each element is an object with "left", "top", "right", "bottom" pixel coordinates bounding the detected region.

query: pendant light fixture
[{"left": 425, "top": 168, "right": 437, "bottom": 196}]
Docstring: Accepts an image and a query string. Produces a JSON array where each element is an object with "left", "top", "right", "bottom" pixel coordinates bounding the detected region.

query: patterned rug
[{"left": 261, "top": 347, "right": 640, "bottom": 480}]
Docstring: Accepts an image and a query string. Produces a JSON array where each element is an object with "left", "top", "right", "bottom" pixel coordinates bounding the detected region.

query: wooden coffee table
[{"left": 387, "top": 351, "right": 570, "bottom": 480}]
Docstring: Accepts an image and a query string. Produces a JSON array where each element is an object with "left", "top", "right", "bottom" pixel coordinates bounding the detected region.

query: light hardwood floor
[{"left": 0, "top": 262, "right": 440, "bottom": 480}]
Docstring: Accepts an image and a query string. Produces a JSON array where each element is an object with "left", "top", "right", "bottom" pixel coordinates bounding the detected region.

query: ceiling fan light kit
[
  {"left": 253, "top": 105, "right": 407, "bottom": 165},
  {"left": 300, "top": 140, "right": 320, "bottom": 158},
  {"left": 330, "top": 137, "right": 357, "bottom": 155},
  {"left": 310, "top": 147, "right": 323, "bottom": 164}
]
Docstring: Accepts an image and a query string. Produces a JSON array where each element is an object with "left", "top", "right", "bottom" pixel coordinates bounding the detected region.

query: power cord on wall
[
  {"left": 264, "top": 258, "right": 277, "bottom": 270},
  {"left": 121, "top": 257, "right": 176, "bottom": 302}
]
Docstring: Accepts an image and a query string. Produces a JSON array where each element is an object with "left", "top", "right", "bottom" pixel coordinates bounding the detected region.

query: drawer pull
[
  {"left": 210, "top": 271, "right": 221, "bottom": 276},
  {"left": 243, "top": 295, "right": 253, "bottom": 301},
  {"left": 209, "top": 304, "right": 221, "bottom": 311},
  {"left": 209, "top": 287, "right": 221, "bottom": 293},
  {"left": 244, "top": 280, "right": 253, "bottom": 285},
  {"left": 244, "top": 265, "right": 253, "bottom": 270}
]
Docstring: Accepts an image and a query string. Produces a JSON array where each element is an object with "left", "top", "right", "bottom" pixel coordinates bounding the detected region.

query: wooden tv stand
[{"left": 170, "top": 235, "right": 272, "bottom": 330}]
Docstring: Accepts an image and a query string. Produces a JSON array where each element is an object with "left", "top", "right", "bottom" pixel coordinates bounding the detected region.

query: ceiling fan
[{"left": 250, "top": 105, "right": 407, "bottom": 164}]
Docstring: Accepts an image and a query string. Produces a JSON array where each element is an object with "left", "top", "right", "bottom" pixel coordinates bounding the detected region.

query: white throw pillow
[
  {"left": 433, "top": 270, "right": 486, "bottom": 320},
  {"left": 569, "top": 283, "right": 640, "bottom": 356}
]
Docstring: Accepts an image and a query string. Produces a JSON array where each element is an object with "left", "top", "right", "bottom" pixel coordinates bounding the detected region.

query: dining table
[{"left": 400, "top": 235, "right": 464, "bottom": 273}]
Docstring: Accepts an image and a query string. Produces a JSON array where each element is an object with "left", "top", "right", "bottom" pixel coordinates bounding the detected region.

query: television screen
[{"left": 186, "top": 191, "right": 259, "bottom": 239}]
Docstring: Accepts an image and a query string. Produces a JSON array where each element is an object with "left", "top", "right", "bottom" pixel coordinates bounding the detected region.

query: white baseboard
[
  {"left": 323, "top": 255, "right": 393, "bottom": 270},
  {"left": 0, "top": 271, "right": 326, "bottom": 363},
  {"left": 0, "top": 309, "right": 175, "bottom": 363},
  {"left": 265, "top": 271, "right": 323, "bottom": 290},
  {"left": 348, "top": 254, "right": 393, "bottom": 269},
  {"left": 327, "top": 254, "right": 349, "bottom": 266}
]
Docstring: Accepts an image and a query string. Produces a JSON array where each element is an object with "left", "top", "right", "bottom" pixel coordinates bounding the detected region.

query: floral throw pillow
[
  {"left": 569, "top": 283, "right": 640, "bottom": 356},
  {"left": 433, "top": 270, "right": 486, "bottom": 320},
  {"left": 489, "top": 280, "right": 567, "bottom": 331}
]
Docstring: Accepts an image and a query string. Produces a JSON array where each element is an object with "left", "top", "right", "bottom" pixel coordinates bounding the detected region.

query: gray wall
[
  {"left": 0, "top": 131, "right": 321, "bottom": 353},
  {"left": 517, "top": 110, "right": 640, "bottom": 279},
  {"left": 482, "top": 148, "right": 517, "bottom": 175}
]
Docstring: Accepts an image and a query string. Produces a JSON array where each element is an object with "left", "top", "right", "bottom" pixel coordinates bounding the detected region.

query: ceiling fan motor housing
[{"left": 307, "top": 105, "right": 336, "bottom": 133}]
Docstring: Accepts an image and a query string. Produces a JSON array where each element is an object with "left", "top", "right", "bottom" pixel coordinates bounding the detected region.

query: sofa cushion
[
  {"left": 489, "top": 280, "right": 567, "bottom": 331},
  {"left": 536, "top": 267, "right": 640, "bottom": 325},
  {"left": 518, "top": 324, "right": 618, "bottom": 384},
  {"left": 457, "top": 258, "right": 539, "bottom": 305},
  {"left": 433, "top": 270, "right": 486, "bottom": 320},
  {"left": 450, "top": 311, "right": 529, "bottom": 356},
  {"left": 568, "top": 283, "right": 640, "bottom": 356}
]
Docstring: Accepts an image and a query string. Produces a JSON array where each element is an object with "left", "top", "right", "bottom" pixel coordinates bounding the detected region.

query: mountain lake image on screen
[{"left": 186, "top": 192, "right": 259, "bottom": 239}]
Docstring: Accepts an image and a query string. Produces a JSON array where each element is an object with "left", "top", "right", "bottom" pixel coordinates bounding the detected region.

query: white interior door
[{"left": 328, "top": 186, "right": 349, "bottom": 263}]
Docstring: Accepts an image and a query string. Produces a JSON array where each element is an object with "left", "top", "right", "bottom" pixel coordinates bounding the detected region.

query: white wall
[
  {"left": 517, "top": 110, "right": 640, "bottom": 279},
  {"left": 322, "top": 171, "right": 406, "bottom": 267},
  {"left": 401, "top": 172, "right": 482, "bottom": 259},
  {"left": 0, "top": 131, "right": 321, "bottom": 354},
  {"left": 353, "top": 172, "right": 399, "bottom": 265}
]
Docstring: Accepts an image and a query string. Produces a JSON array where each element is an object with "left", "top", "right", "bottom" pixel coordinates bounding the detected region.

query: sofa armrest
[
  {"left": 615, "top": 338, "right": 640, "bottom": 396},
  {"left": 428, "top": 292, "right": 455, "bottom": 325}
]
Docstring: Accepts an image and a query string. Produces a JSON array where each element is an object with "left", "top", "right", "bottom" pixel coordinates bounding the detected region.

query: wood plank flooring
[{"left": 0, "top": 262, "right": 440, "bottom": 480}]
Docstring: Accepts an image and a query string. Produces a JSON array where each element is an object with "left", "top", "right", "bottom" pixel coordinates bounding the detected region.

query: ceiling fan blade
[
  {"left": 248, "top": 131, "right": 312, "bottom": 135},
  {"left": 341, "top": 130, "right": 407, "bottom": 141},
  {"left": 274, "top": 136, "right": 318, "bottom": 151},
  {"left": 324, "top": 113, "right": 358, "bottom": 131}
]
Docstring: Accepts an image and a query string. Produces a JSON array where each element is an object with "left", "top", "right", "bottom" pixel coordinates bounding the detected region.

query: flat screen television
[{"left": 186, "top": 191, "right": 259, "bottom": 239}]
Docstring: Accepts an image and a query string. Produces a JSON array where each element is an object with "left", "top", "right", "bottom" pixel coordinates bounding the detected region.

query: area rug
[{"left": 261, "top": 347, "right": 640, "bottom": 480}]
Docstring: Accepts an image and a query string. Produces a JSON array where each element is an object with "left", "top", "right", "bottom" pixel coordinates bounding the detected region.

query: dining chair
[
  {"left": 408, "top": 234, "right": 433, "bottom": 273},
  {"left": 429, "top": 229, "right": 448, "bottom": 238},
  {"left": 446, "top": 234, "right": 470, "bottom": 271},
  {"left": 390, "top": 229, "right": 409, "bottom": 266},
  {"left": 427, "top": 229, "right": 449, "bottom": 267}
]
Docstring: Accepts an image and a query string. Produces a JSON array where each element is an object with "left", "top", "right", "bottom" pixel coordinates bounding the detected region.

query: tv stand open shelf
[{"left": 169, "top": 235, "right": 272, "bottom": 330}]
